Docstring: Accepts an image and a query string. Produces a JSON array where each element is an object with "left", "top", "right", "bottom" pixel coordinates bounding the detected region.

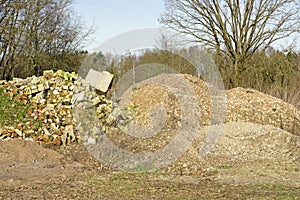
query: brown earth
[{"left": 0, "top": 121, "right": 299, "bottom": 199}]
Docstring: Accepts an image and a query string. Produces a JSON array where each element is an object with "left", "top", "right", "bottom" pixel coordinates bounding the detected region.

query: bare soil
[{"left": 0, "top": 121, "right": 299, "bottom": 199}]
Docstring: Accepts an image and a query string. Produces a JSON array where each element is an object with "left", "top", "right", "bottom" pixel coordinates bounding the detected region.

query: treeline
[
  {"left": 0, "top": 0, "right": 89, "bottom": 80},
  {"left": 240, "top": 49, "right": 300, "bottom": 107},
  {"left": 83, "top": 47, "right": 299, "bottom": 108}
]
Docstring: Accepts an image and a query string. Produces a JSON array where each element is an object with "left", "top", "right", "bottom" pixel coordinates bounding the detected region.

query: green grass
[
  {"left": 217, "top": 164, "right": 232, "bottom": 169},
  {"left": 52, "top": 172, "right": 300, "bottom": 200},
  {"left": 0, "top": 87, "right": 33, "bottom": 127}
]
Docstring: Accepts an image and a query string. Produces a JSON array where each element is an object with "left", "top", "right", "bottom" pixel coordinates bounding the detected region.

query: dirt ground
[{"left": 0, "top": 122, "right": 299, "bottom": 200}]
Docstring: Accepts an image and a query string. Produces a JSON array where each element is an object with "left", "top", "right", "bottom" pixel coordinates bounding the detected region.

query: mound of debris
[
  {"left": 184, "top": 74, "right": 299, "bottom": 136},
  {"left": 0, "top": 70, "right": 114, "bottom": 145},
  {"left": 121, "top": 73, "right": 299, "bottom": 137},
  {"left": 165, "top": 121, "right": 300, "bottom": 180},
  {"left": 226, "top": 87, "right": 299, "bottom": 136},
  {"left": 0, "top": 138, "right": 63, "bottom": 164}
]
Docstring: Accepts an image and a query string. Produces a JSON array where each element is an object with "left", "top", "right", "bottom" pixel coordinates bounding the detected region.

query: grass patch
[
  {"left": 56, "top": 172, "right": 300, "bottom": 199},
  {"left": 0, "top": 87, "right": 34, "bottom": 127},
  {"left": 244, "top": 184, "right": 300, "bottom": 200},
  {"left": 217, "top": 165, "right": 232, "bottom": 169}
]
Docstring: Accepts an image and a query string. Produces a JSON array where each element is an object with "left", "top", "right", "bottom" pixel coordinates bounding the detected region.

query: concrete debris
[{"left": 85, "top": 69, "right": 114, "bottom": 93}]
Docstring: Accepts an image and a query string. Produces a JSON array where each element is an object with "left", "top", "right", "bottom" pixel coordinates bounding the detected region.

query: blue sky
[
  {"left": 73, "top": 0, "right": 299, "bottom": 52},
  {"left": 73, "top": 0, "right": 165, "bottom": 52}
]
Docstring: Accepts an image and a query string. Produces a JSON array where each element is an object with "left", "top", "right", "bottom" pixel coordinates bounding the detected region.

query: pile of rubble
[
  {"left": 0, "top": 70, "right": 115, "bottom": 145},
  {"left": 183, "top": 74, "right": 299, "bottom": 136},
  {"left": 124, "top": 74, "right": 299, "bottom": 136},
  {"left": 226, "top": 87, "right": 300, "bottom": 136}
]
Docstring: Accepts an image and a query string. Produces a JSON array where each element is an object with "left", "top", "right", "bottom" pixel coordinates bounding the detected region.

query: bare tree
[
  {"left": 0, "top": 0, "right": 92, "bottom": 79},
  {"left": 0, "top": 0, "right": 28, "bottom": 79},
  {"left": 160, "top": 0, "right": 300, "bottom": 85},
  {"left": 155, "top": 30, "right": 181, "bottom": 51}
]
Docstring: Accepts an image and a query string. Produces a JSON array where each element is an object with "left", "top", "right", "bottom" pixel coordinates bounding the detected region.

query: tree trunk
[
  {"left": 216, "top": 47, "right": 224, "bottom": 76},
  {"left": 233, "top": 60, "right": 242, "bottom": 87}
]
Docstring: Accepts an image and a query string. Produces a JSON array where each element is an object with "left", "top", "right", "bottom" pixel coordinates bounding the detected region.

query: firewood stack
[{"left": 0, "top": 70, "right": 115, "bottom": 145}]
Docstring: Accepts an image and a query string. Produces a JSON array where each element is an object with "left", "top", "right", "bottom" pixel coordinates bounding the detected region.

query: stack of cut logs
[{"left": 0, "top": 70, "right": 115, "bottom": 145}]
